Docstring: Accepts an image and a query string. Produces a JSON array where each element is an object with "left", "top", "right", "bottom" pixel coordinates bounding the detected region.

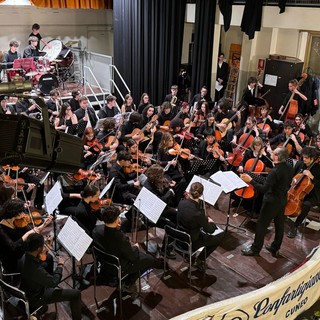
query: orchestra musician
[
  {"left": 196, "top": 113, "right": 222, "bottom": 140},
  {"left": 0, "top": 95, "right": 14, "bottom": 114},
  {"left": 164, "top": 84, "right": 180, "bottom": 115},
  {"left": 137, "top": 92, "right": 150, "bottom": 114},
  {"left": 190, "top": 85, "right": 213, "bottom": 111},
  {"left": 23, "top": 36, "right": 41, "bottom": 60},
  {"left": 192, "top": 101, "right": 210, "bottom": 129},
  {"left": 177, "top": 182, "right": 224, "bottom": 271},
  {"left": 257, "top": 105, "right": 277, "bottom": 140},
  {"left": 157, "top": 101, "right": 175, "bottom": 132},
  {"left": 20, "top": 233, "right": 82, "bottom": 320},
  {"left": 240, "top": 77, "right": 258, "bottom": 127},
  {"left": 287, "top": 147, "right": 320, "bottom": 238},
  {"left": 92, "top": 205, "right": 162, "bottom": 294},
  {"left": 240, "top": 147, "right": 294, "bottom": 257},
  {"left": 82, "top": 127, "right": 103, "bottom": 169},
  {"left": 293, "top": 113, "right": 313, "bottom": 142},
  {"left": 278, "top": 79, "right": 308, "bottom": 117},
  {"left": 45, "top": 89, "right": 60, "bottom": 123},
  {"left": 121, "top": 94, "right": 137, "bottom": 113},
  {"left": 120, "top": 112, "right": 144, "bottom": 144},
  {"left": 269, "top": 120, "right": 303, "bottom": 159},
  {"left": 29, "top": 23, "right": 50, "bottom": 51},
  {"left": 98, "top": 94, "right": 119, "bottom": 119},
  {"left": 68, "top": 90, "right": 81, "bottom": 112},
  {"left": 0, "top": 198, "right": 53, "bottom": 273},
  {"left": 54, "top": 102, "right": 78, "bottom": 134},
  {"left": 126, "top": 139, "right": 152, "bottom": 167},
  {"left": 75, "top": 95, "right": 98, "bottom": 130},
  {"left": 176, "top": 102, "right": 191, "bottom": 125},
  {"left": 2, "top": 40, "right": 22, "bottom": 69}
]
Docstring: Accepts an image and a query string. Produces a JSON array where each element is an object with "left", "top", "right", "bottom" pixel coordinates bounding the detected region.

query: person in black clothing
[
  {"left": 157, "top": 101, "right": 175, "bottom": 132},
  {"left": 45, "top": 89, "right": 60, "bottom": 123},
  {"left": 278, "top": 79, "right": 308, "bottom": 117},
  {"left": 20, "top": 233, "right": 81, "bottom": 320},
  {"left": 92, "top": 205, "right": 161, "bottom": 293},
  {"left": 293, "top": 113, "right": 313, "bottom": 142},
  {"left": 2, "top": 40, "right": 22, "bottom": 69},
  {"left": 74, "top": 95, "right": 98, "bottom": 130},
  {"left": 29, "top": 23, "right": 50, "bottom": 51},
  {"left": 23, "top": 36, "right": 41, "bottom": 60},
  {"left": 137, "top": 93, "right": 150, "bottom": 114},
  {"left": 98, "top": 94, "right": 119, "bottom": 119},
  {"left": 64, "top": 185, "right": 100, "bottom": 235},
  {"left": 240, "top": 76, "right": 258, "bottom": 127},
  {"left": 190, "top": 85, "right": 213, "bottom": 111},
  {"left": 164, "top": 84, "right": 180, "bottom": 115},
  {"left": 68, "top": 90, "right": 81, "bottom": 112},
  {"left": 177, "top": 182, "right": 223, "bottom": 270},
  {"left": 287, "top": 147, "right": 320, "bottom": 238},
  {"left": 240, "top": 147, "right": 294, "bottom": 257},
  {"left": 215, "top": 54, "right": 229, "bottom": 102},
  {"left": 120, "top": 111, "right": 143, "bottom": 145}
]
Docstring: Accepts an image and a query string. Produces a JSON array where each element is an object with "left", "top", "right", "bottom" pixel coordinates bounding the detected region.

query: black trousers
[
  {"left": 37, "top": 288, "right": 82, "bottom": 320},
  {"left": 193, "top": 231, "right": 224, "bottom": 261},
  {"left": 252, "top": 200, "right": 286, "bottom": 252},
  {"left": 295, "top": 193, "right": 318, "bottom": 227}
]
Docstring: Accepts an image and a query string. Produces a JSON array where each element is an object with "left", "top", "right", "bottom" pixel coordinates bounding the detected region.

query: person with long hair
[
  {"left": 121, "top": 94, "right": 137, "bottom": 113},
  {"left": 138, "top": 93, "right": 150, "bottom": 114},
  {"left": 54, "top": 102, "right": 78, "bottom": 133}
]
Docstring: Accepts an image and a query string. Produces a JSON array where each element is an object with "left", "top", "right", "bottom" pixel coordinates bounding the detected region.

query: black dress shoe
[
  {"left": 241, "top": 247, "right": 260, "bottom": 256},
  {"left": 287, "top": 226, "right": 298, "bottom": 238},
  {"left": 265, "top": 244, "right": 280, "bottom": 258}
]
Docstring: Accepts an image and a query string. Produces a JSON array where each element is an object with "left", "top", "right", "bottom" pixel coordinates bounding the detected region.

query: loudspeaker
[{"left": 0, "top": 114, "right": 83, "bottom": 173}]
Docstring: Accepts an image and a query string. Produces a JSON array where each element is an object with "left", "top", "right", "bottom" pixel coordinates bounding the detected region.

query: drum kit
[{"left": 5, "top": 39, "right": 74, "bottom": 95}]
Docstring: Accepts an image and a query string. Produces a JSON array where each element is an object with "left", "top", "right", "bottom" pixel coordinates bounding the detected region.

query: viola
[
  {"left": 173, "top": 129, "right": 195, "bottom": 141},
  {"left": 39, "top": 236, "right": 54, "bottom": 262},
  {"left": 90, "top": 198, "right": 112, "bottom": 211},
  {"left": 131, "top": 150, "right": 153, "bottom": 162},
  {"left": 87, "top": 138, "right": 103, "bottom": 153},
  {"left": 73, "top": 169, "right": 98, "bottom": 181}
]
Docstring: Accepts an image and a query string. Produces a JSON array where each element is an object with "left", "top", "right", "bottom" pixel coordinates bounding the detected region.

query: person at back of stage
[
  {"left": 92, "top": 205, "right": 163, "bottom": 294},
  {"left": 74, "top": 95, "right": 98, "bottom": 131},
  {"left": 121, "top": 94, "right": 137, "bottom": 113},
  {"left": 240, "top": 147, "right": 294, "bottom": 257},
  {"left": 287, "top": 146, "right": 320, "bottom": 238},
  {"left": 137, "top": 93, "right": 151, "bottom": 114},
  {"left": 23, "top": 36, "right": 41, "bottom": 60},
  {"left": 156, "top": 101, "right": 175, "bottom": 132},
  {"left": 177, "top": 182, "right": 224, "bottom": 271},
  {"left": 269, "top": 120, "right": 303, "bottom": 160},
  {"left": 190, "top": 85, "right": 212, "bottom": 112},
  {"left": 293, "top": 113, "right": 313, "bottom": 143},
  {"left": 164, "top": 84, "right": 180, "bottom": 115},
  {"left": 278, "top": 79, "right": 308, "bottom": 118},
  {"left": 54, "top": 102, "right": 78, "bottom": 134},
  {"left": 2, "top": 40, "right": 22, "bottom": 69},
  {"left": 68, "top": 90, "right": 81, "bottom": 112},
  {"left": 29, "top": 23, "right": 50, "bottom": 51},
  {"left": 20, "top": 233, "right": 82, "bottom": 320},
  {"left": 64, "top": 184, "right": 100, "bottom": 235},
  {"left": 215, "top": 53, "right": 229, "bottom": 103},
  {"left": 98, "top": 94, "right": 119, "bottom": 119}
]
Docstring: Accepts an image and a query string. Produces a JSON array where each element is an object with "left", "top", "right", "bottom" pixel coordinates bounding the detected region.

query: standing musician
[
  {"left": 64, "top": 185, "right": 101, "bottom": 235},
  {"left": 278, "top": 79, "right": 308, "bottom": 118},
  {"left": 138, "top": 93, "right": 151, "bottom": 114},
  {"left": 190, "top": 85, "right": 213, "bottom": 111},
  {"left": 121, "top": 94, "right": 137, "bottom": 113},
  {"left": 157, "top": 101, "right": 175, "bottom": 132},
  {"left": 2, "top": 40, "right": 22, "bottom": 69},
  {"left": 54, "top": 102, "right": 78, "bottom": 134},
  {"left": 29, "top": 23, "right": 50, "bottom": 51},
  {"left": 269, "top": 120, "right": 303, "bottom": 159},
  {"left": 20, "top": 233, "right": 82, "bottom": 320},
  {"left": 240, "top": 147, "right": 294, "bottom": 257},
  {"left": 177, "top": 182, "right": 224, "bottom": 271},
  {"left": 164, "top": 84, "right": 180, "bottom": 115},
  {"left": 240, "top": 77, "right": 258, "bottom": 127},
  {"left": 287, "top": 147, "right": 320, "bottom": 238},
  {"left": 0, "top": 198, "right": 53, "bottom": 273}
]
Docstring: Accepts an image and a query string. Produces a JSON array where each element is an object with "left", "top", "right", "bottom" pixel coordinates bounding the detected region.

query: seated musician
[
  {"left": 15, "top": 97, "right": 40, "bottom": 117},
  {"left": 121, "top": 93, "right": 137, "bottom": 113},
  {"left": 23, "top": 36, "right": 41, "bottom": 60},
  {"left": 45, "top": 89, "right": 60, "bottom": 122},
  {"left": 177, "top": 182, "right": 223, "bottom": 271},
  {"left": 269, "top": 120, "right": 303, "bottom": 160},
  {"left": 316, "top": 134, "right": 320, "bottom": 157},
  {"left": 126, "top": 139, "right": 152, "bottom": 167},
  {"left": 177, "top": 102, "right": 191, "bottom": 125},
  {"left": 192, "top": 101, "right": 210, "bottom": 130},
  {"left": 157, "top": 101, "right": 175, "bottom": 132},
  {"left": 137, "top": 92, "right": 151, "bottom": 114},
  {"left": 68, "top": 90, "right": 81, "bottom": 112},
  {"left": 293, "top": 113, "right": 313, "bottom": 142},
  {"left": 98, "top": 94, "right": 119, "bottom": 119},
  {"left": 0, "top": 95, "right": 15, "bottom": 114},
  {"left": 190, "top": 85, "right": 212, "bottom": 111},
  {"left": 74, "top": 95, "right": 98, "bottom": 130},
  {"left": 82, "top": 127, "right": 103, "bottom": 169},
  {"left": 20, "top": 233, "right": 82, "bottom": 320},
  {"left": 257, "top": 106, "right": 277, "bottom": 140},
  {"left": 164, "top": 84, "right": 180, "bottom": 115},
  {"left": 287, "top": 147, "right": 320, "bottom": 238},
  {"left": 54, "top": 102, "right": 78, "bottom": 134},
  {"left": 2, "top": 40, "right": 22, "bottom": 69},
  {"left": 196, "top": 113, "right": 222, "bottom": 140},
  {"left": 0, "top": 198, "right": 53, "bottom": 273},
  {"left": 120, "top": 111, "right": 144, "bottom": 145},
  {"left": 107, "top": 151, "right": 141, "bottom": 205},
  {"left": 278, "top": 79, "right": 308, "bottom": 117},
  {"left": 64, "top": 185, "right": 101, "bottom": 235},
  {"left": 92, "top": 205, "right": 162, "bottom": 294},
  {"left": 196, "top": 131, "right": 225, "bottom": 177}
]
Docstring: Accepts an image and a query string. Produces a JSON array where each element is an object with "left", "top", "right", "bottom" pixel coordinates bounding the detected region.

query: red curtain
[{"left": 30, "top": 0, "right": 112, "bottom": 9}]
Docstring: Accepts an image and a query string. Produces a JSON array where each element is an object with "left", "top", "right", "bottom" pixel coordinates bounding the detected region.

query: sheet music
[
  {"left": 134, "top": 187, "right": 166, "bottom": 224},
  {"left": 99, "top": 177, "right": 114, "bottom": 199},
  {"left": 210, "top": 171, "right": 248, "bottom": 193},
  {"left": 215, "top": 80, "right": 223, "bottom": 92},
  {"left": 45, "top": 180, "right": 63, "bottom": 215},
  {"left": 57, "top": 217, "right": 93, "bottom": 261},
  {"left": 211, "top": 226, "right": 224, "bottom": 236},
  {"left": 186, "top": 175, "right": 222, "bottom": 206}
]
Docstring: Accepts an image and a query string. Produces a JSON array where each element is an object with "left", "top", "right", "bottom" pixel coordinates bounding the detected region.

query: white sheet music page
[
  {"left": 186, "top": 175, "right": 222, "bottom": 206},
  {"left": 99, "top": 177, "right": 114, "bottom": 199},
  {"left": 45, "top": 180, "right": 63, "bottom": 215},
  {"left": 134, "top": 187, "right": 166, "bottom": 224},
  {"left": 210, "top": 171, "right": 248, "bottom": 193},
  {"left": 57, "top": 217, "right": 93, "bottom": 261}
]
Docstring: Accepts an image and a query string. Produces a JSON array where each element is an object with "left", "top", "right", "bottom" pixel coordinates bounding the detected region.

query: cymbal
[
  {"left": 64, "top": 41, "right": 78, "bottom": 47},
  {"left": 26, "top": 71, "right": 38, "bottom": 76}
]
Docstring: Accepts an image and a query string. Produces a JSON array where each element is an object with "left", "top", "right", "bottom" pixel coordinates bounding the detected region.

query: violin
[
  {"left": 39, "top": 235, "right": 54, "bottom": 262},
  {"left": 87, "top": 138, "right": 103, "bottom": 153},
  {"left": 168, "top": 143, "right": 202, "bottom": 160},
  {"left": 131, "top": 150, "right": 153, "bottom": 162},
  {"left": 207, "top": 142, "right": 224, "bottom": 159},
  {"left": 13, "top": 211, "right": 49, "bottom": 228},
  {"left": 90, "top": 198, "right": 112, "bottom": 211},
  {"left": 2, "top": 176, "right": 27, "bottom": 190},
  {"left": 73, "top": 169, "right": 98, "bottom": 181},
  {"left": 122, "top": 163, "right": 144, "bottom": 174}
]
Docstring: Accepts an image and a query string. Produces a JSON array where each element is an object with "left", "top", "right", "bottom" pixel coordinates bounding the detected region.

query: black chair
[
  {"left": 92, "top": 246, "right": 141, "bottom": 317},
  {"left": 163, "top": 225, "right": 206, "bottom": 286}
]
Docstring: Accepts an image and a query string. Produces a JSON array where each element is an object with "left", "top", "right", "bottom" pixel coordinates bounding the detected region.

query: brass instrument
[{"left": 170, "top": 95, "right": 177, "bottom": 107}]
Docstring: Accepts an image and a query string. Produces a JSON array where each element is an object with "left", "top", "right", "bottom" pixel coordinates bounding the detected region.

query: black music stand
[
  {"left": 190, "top": 159, "right": 217, "bottom": 175},
  {"left": 76, "top": 120, "right": 88, "bottom": 137}
]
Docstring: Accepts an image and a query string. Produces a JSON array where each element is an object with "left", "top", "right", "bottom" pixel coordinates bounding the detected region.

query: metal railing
[{"left": 109, "top": 64, "right": 131, "bottom": 103}]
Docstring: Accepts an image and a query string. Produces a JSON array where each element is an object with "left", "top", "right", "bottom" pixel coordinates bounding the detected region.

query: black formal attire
[
  {"left": 20, "top": 253, "right": 81, "bottom": 320},
  {"left": 92, "top": 224, "right": 156, "bottom": 285},
  {"left": 98, "top": 105, "right": 119, "bottom": 119},
  {"left": 74, "top": 107, "right": 98, "bottom": 132},
  {"left": 157, "top": 112, "right": 175, "bottom": 127},
  {"left": 164, "top": 94, "right": 180, "bottom": 115},
  {"left": 120, "top": 120, "right": 143, "bottom": 144},
  {"left": 177, "top": 198, "right": 223, "bottom": 261},
  {"left": 215, "top": 61, "right": 229, "bottom": 102},
  {"left": 292, "top": 160, "right": 320, "bottom": 227},
  {"left": 215, "top": 109, "right": 239, "bottom": 147},
  {"left": 269, "top": 133, "right": 303, "bottom": 159},
  {"left": 240, "top": 86, "right": 256, "bottom": 126},
  {"left": 282, "top": 92, "right": 306, "bottom": 117},
  {"left": 68, "top": 97, "right": 80, "bottom": 112},
  {"left": 249, "top": 161, "right": 294, "bottom": 253},
  {"left": 138, "top": 102, "right": 149, "bottom": 114},
  {"left": 190, "top": 93, "right": 213, "bottom": 109}
]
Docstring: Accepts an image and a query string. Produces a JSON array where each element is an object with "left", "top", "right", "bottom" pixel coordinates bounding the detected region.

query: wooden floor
[{"left": 3, "top": 193, "right": 318, "bottom": 320}]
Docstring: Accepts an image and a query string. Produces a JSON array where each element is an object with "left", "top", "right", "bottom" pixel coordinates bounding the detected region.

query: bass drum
[{"left": 38, "top": 73, "right": 59, "bottom": 95}]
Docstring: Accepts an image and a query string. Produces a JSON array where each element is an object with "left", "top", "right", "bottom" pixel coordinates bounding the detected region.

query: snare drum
[
  {"left": 37, "top": 57, "right": 51, "bottom": 72},
  {"left": 7, "top": 68, "right": 25, "bottom": 82}
]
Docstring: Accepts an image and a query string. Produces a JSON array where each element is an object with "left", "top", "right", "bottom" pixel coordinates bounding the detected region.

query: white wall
[{"left": 0, "top": 5, "right": 113, "bottom": 55}]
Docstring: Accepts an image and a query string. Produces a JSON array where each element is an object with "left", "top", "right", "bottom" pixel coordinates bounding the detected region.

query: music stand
[
  {"left": 76, "top": 120, "right": 87, "bottom": 137},
  {"left": 210, "top": 171, "right": 249, "bottom": 234},
  {"left": 190, "top": 159, "right": 217, "bottom": 175}
]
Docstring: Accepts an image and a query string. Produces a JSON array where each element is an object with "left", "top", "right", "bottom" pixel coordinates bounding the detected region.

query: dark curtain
[
  {"left": 113, "top": 0, "right": 186, "bottom": 106},
  {"left": 278, "top": 0, "right": 287, "bottom": 13},
  {"left": 218, "top": 0, "right": 233, "bottom": 32},
  {"left": 191, "top": 0, "right": 217, "bottom": 98},
  {"left": 241, "top": 0, "right": 263, "bottom": 40}
]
